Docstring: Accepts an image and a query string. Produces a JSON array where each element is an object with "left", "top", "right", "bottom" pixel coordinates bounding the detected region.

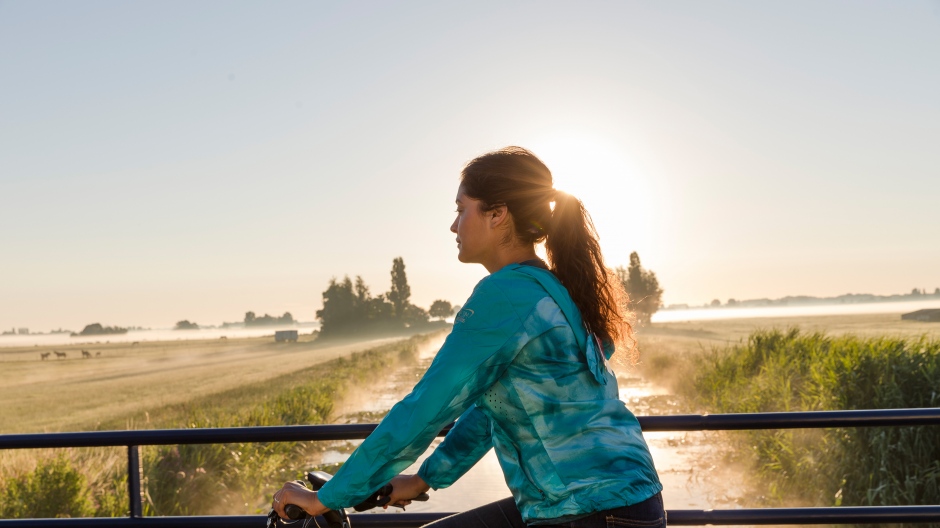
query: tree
[
  {"left": 174, "top": 320, "right": 199, "bottom": 330},
  {"left": 316, "top": 276, "right": 357, "bottom": 334},
  {"left": 71, "top": 323, "right": 128, "bottom": 336},
  {"left": 244, "top": 312, "right": 256, "bottom": 325},
  {"left": 403, "top": 304, "right": 430, "bottom": 327},
  {"left": 710, "top": 299, "right": 721, "bottom": 307},
  {"left": 615, "top": 252, "right": 664, "bottom": 325},
  {"left": 316, "top": 259, "right": 434, "bottom": 336},
  {"left": 429, "top": 300, "right": 454, "bottom": 321},
  {"left": 387, "top": 257, "right": 411, "bottom": 320},
  {"left": 366, "top": 294, "right": 394, "bottom": 321},
  {"left": 355, "top": 276, "right": 370, "bottom": 307}
]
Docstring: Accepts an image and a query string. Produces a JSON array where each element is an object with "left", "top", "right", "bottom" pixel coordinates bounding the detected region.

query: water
[
  {"left": 652, "top": 298, "right": 940, "bottom": 323},
  {"left": 619, "top": 378, "right": 746, "bottom": 510},
  {"left": 0, "top": 325, "right": 318, "bottom": 348}
]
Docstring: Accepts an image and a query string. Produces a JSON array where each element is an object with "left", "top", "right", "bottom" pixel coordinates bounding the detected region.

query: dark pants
[{"left": 423, "top": 492, "right": 665, "bottom": 528}]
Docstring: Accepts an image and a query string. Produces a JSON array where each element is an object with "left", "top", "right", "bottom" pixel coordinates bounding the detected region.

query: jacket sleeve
[
  {"left": 417, "top": 404, "right": 493, "bottom": 489},
  {"left": 317, "top": 278, "right": 526, "bottom": 510}
]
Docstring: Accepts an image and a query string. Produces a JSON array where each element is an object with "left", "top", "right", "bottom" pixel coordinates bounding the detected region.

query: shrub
[{"left": 0, "top": 454, "right": 94, "bottom": 518}]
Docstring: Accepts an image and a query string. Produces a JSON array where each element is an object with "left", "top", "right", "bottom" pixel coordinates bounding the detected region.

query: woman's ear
[{"left": 488, "top": 205, "right": 510, "bottom": 228}]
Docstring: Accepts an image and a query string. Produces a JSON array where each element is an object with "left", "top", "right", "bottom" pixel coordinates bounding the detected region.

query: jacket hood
[{"left": 507, "top": 264, "right": 612, "bottom": 385}]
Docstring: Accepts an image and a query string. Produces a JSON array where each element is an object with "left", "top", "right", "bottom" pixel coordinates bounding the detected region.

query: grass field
[
  {"left": 0, "top": 332, "right": 444, "bottom": 517},
  {"left": 4, "top": 311, "right": 935, "bottom": 435},
  {"left": 0, "top": 334, "right": 409, "bottom": 434}
]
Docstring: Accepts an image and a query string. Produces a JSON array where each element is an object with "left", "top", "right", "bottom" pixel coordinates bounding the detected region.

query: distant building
[
  {"left": 901, "top": 309, "right": 940, "bottom": 322},
  {"left": 275, "top": 330, "right": 298, "bottom": 342}
]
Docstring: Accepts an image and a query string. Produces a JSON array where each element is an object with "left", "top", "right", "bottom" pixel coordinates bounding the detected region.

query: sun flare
[{"left": 525, "top": 133, "right": 654, "bottom": 266}]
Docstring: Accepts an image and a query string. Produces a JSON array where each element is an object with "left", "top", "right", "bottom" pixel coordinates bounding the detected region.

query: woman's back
[{"left": 417, "top": 264, "right": 661, "bottom": 522}]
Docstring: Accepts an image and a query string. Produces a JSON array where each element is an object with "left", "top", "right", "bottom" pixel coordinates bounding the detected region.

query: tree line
[
  {"left": 316, "top": 257, "right": 455, "bottom": 337},
  {"left": 63, "top": 254, "right": 663, "bottom": 337},
  {"left": 317, "top": 253, "right": 663, "bottom": 337},
  {"left": 172, "top": 312, "right": 295, "bottom": 331}
]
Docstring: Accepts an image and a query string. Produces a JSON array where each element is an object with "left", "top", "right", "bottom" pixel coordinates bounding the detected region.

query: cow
[
  {"left": 54, "top": 351, "right": 67, "bottom": 359},
  {"left": 81, "top": 350, "right": 91, "bottom": 359},
  {"left": 40, "top": 352, "right": 51, "bottom": 360}
]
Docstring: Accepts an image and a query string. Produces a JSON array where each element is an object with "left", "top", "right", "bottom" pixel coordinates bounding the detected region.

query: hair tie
[{"left": 527, "top": 220, "right": 546, "bottom": 235}]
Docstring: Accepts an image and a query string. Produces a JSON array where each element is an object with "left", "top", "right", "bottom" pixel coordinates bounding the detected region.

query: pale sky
[{"left": 2, "top": 1, "right": 939, "bottom": 331}]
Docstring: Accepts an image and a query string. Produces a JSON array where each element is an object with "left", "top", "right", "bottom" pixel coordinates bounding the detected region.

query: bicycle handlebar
[
  {"left": 270, "top": 471, "right": 430, "bottom": 528},
  {"left": 352, "top": 482, "right": 430, "bottom": 512}
]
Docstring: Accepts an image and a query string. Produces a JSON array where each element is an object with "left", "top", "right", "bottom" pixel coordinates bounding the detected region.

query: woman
[{"left": 272, "top": 147, "right": 664, "bottom": 527}]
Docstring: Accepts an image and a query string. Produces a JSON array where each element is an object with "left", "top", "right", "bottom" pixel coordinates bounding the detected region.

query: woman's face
[{"left": 450, "top": 187, "right": 496, "bottom": 265}]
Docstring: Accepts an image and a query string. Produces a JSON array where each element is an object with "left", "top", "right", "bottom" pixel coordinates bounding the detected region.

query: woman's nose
[{"left": 450, "top": 218, "right": 458, "bottom": 233}]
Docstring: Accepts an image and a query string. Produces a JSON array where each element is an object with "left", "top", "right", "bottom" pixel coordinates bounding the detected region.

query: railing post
[{"left": 127, "top": 445, "right": 143, "bottom": 518}]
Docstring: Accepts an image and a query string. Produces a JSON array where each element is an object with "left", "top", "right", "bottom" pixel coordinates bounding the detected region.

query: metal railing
[{"left": 2, "top": 408, "right": 940, "bottom": 526}]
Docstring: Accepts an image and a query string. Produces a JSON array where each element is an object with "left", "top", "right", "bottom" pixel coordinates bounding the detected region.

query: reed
[{"left": 683, "top": 328, "right": 940, "bottom": 515}]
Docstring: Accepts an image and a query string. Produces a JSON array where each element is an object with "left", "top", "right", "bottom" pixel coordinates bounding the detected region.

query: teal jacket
[{"left": 317, "top": 263, "right": 661, "bottom": 523}]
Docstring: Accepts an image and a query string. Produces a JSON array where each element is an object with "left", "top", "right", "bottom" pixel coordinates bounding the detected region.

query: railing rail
[{"left": 2, "top": 408, "right": 939, "bottom": 526}]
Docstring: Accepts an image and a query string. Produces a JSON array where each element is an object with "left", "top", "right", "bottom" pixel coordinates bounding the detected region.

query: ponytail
[
  {"left": 460, "top": 147, "right": 636, "bottom": 359},
  {"left": 546, "top": 191, "right": 634, "bottom": 355}
]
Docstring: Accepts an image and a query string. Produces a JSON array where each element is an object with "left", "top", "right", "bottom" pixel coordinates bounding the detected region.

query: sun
[{"left": 524, "top": 133, "right": 654, "bottom": 266}]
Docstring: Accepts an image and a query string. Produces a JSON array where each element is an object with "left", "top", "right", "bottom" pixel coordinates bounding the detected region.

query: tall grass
[
  {"left": 683, "top": 328, "right": 940, "bottom": 513},
  {"left": 0, "top": 334, "right": 433, "bottom": 518}
]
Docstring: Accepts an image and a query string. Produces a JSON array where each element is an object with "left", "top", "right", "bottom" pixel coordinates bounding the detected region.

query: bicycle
[{"left": 267, "top": 470, "right": 429, "bottom": 528}]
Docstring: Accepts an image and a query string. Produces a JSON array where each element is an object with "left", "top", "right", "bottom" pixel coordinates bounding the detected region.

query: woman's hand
[
  {"left": 381, "top": 474, "right": 431, "bottom": 509},
  {"left": 271, "top": 480, "right": 329, "bottom": 519}
]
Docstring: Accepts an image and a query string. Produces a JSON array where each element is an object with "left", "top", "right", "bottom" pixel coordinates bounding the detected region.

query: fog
[
  {"left": 652, "top": 298, "right": 940, "bottom": 324},
  {"left": 0, "top": 324, "right": 318, "bottom": 349}
]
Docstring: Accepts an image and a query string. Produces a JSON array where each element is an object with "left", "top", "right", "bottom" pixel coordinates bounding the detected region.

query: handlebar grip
[{"left": 284, "top": 504, "right": 305, "bottom": 520}]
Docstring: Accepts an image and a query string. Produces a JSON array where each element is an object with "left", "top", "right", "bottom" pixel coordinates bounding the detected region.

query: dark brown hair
[{"left": 460, "top": 146, "right": 635, "bottom": 354}]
